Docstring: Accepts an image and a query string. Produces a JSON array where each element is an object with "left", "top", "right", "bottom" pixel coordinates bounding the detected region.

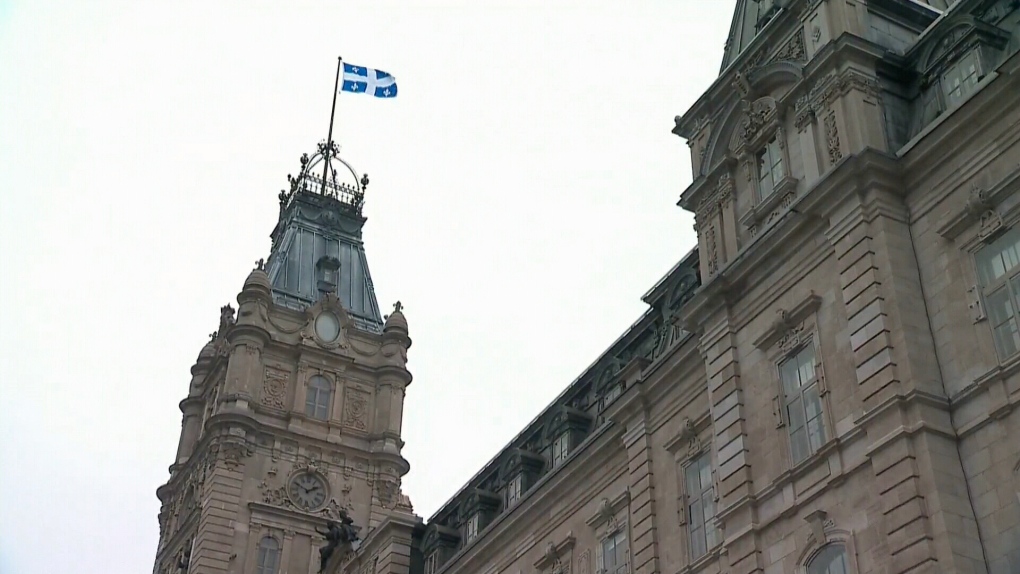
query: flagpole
[{"left": 322, "top": 56, "right": 343, "bottom": 193}]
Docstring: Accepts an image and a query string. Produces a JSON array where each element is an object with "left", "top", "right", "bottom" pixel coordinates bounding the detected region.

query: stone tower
[{"left": 153, "top": 141, "right": 418, "bottom": 574}]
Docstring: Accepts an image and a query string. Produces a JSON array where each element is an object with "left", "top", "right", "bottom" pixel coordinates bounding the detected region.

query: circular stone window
[{"left": 314, "top": 312, "right": 341, "bottom": 342}]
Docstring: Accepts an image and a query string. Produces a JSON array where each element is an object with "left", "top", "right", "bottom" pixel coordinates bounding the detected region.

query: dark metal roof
[{"left": 265, "top": 144, "right": 383, "bottom": 331}]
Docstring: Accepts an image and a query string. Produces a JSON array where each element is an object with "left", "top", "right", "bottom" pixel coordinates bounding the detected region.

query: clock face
[
  {"left": 315, "top": 312, "right": 341, "bottom": 343},
  {"left": 288, "top": 472, "right": 328, "bottom": 510}
]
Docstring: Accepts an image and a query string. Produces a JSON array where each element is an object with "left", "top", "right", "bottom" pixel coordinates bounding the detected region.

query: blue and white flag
[{"left": 341, "top": 63, "right": 398, "bottom": 98}]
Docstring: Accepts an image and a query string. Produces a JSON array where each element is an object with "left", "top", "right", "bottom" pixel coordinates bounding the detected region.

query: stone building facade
[
  {"left": 155, "top": 1, "right": 1020, "bottom": 574},
  {"left": 345, "top": 2, "right": 1015, "bottom": 574},
  {"left": 152, "top": 144, "right": 421, "bottom": 574}
]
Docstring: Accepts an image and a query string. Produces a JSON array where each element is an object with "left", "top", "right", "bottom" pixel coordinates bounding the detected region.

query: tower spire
[{"left": 267, "top": 144, "right": 381, "bottom": 331}]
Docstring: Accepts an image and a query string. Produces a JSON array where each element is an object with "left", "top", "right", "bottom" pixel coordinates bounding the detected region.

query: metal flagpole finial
[{"left": 322, "top": 56, "right": 343, "bottom": 193}]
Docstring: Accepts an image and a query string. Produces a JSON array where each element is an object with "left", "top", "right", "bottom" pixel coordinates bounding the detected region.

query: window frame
[
  {"left": 756, "top": 135, "right": 785, "bottom": 201},
  {"left": 806, "top": 543, "right": 850, "bottom": 574},
  {"left": 683, "top": 451, "right": 720, "bottom": 561},
  {"left": 255, "top": 536, "right": 281, "bottom": 574},
  {"left": 778, "top": 342, "right": 827, "bottom": 465},
  {"left": 551, "top": 432, "right": 570, "bottom": 467},
  {"left": 424, "top": 550, "right": 439, "bottom": 574},
  {"left": 506, "top": 473, "right": 523, "bottom": 507},
  {"left": 974, "top": 227, "right": 1020, "bottom": 360},
  {"left": 597, "top": 528, "right": 629, "bottom": 574},
  {"left": 305, "top": 374, "right": 333, "bottom": 421},
  {"left": 464, "top": 513, "right": 480, "bottom": 542}
]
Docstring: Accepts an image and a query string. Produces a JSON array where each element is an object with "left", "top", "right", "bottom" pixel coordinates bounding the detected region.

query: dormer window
[
  {"left": 424, "top": 551, "right": 439, "bottom": 574},
  {"left": 942, "top": 50, "right": 982, "bottom": 107},
  {"left": 506, "top": 474, "right": 523, "bottom": 506},
  {"left": 756, "top": 137, "right": 784, "bottom": 200},
  {"left": 465, "top": 513, "right": 480, "bottom": 542},
  {"left": 316, "top": 256, "right": 341, "bottom": 294},
  {"left": 753, "top": 0, "right": 779, "bottom": 33},
  {"left": 552, "top": 432, "right": 570, "bottom": 467}
]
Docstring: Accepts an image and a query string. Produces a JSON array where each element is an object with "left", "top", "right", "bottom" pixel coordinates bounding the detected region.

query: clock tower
[{"left": 153, "top": 142, "right": 419, "bottom": 574}]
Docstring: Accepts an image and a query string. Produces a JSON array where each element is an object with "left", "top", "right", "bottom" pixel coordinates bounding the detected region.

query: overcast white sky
[{"left": 0, "top": 1, "right": 730, "bottom": 572}]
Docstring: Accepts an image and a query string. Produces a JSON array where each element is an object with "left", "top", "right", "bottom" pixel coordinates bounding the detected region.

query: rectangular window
[
  {"left": 756, "top": 137, "right": 784, "bottom": 200},
  {"left": 424, "top": 552, "right": 438, "bottom": 574},
  {"left": 465, "top": 513, "right": 479, "bottom": 542},
  {"left": 684, "top": 452, "right": 720, "bottom": 560},
  {"left": 599, "top": 530, "right": 628, "bottom": 574},
  {"left": 552, "top": 433, "right": 570, "bottom": 467},
  {"left": 977, "top": 228, "right": 1020, "bottom": 358},
  {"left": 506, "top": 474, "right": 523, "bottom": 506},
  {"left": 780, "top": 344, "right": 826, "bottom": 464},
  {"left": 943, "top": 51, "right": 982, "bottom": 107}
]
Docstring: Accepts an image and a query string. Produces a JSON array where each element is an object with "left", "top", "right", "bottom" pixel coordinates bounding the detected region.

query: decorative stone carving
[
  {"left": 794, "top": 95, "right": 815, "bottom": 131},
  {"left": 771, "top": 29, "right": 806, "bottom": 63},
  {"left": 376, "top": 477, "right": 399, "bottom": 509},
  {"left": 705, "top": 225, "right": 719, "bottom": 276},
  {"left": 978, "top": 209, "right": 1004, "bottom": 242},
  {"left": 261, "top": 367, "right": 289, "bottom": 409},
  {"left": 219, "top": 441, "right": 252, "bottom": 470},
  {"left": 966, "top": 184, "right": 993, "bottom": 215},
  {"left": 740, "top": 97, "right": 777, "bottom": 143},
  {"left": 577, "top": 549, "right": 591, "bottom": 574},
  {"left": 343, "top": 389, "right": 369, "bottom": 431},
  {"left": 778, "top": 321, "right": 806, "bottom": 354},
  {"left": 824, "top": 110, "right": 842, "bottom": 164}
]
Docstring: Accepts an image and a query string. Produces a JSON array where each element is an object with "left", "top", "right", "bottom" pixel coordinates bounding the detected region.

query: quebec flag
[{"left": 341, "top": 63, "right": 398, "bottom": 98}]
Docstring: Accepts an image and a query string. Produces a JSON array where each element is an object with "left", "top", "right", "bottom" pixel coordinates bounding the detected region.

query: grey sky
[{"left": 0, "top": 1, "right": 729, "bottom": 572}]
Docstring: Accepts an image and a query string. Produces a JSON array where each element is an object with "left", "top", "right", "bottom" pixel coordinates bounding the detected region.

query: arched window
[
  {"left": 256, "top": 537, "right": 281, "bottom": 574},
  {"left": 807, "top": 544, "right": 848, "bottom": 574},
  {"left": 305, "top": 375, "right": 332, "bottom": 420}
]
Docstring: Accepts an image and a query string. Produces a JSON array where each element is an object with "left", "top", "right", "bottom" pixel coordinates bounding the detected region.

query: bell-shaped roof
[{"left": 264, "top": 142, "right": 384, "bottom": 332}]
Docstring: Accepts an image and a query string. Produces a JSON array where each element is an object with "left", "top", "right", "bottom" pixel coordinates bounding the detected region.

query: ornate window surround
[
  {"left": 585, "top": 491, "right": 631, "bottom": 574},
  {"left": 753, "top": 293, "right": 835, "bottom": 472},
  {"left": 305, "top": 373, "right": 334, "bottom": 421},
  {"left": 794, "top": 510, "right": 861, "bottom": 574},
  {"left": 936, "top": 169, "right": 1020, "bottom": 367},
  {"left": 664, "top": 413, "right": 723, "bottom": 573},
  {"left": 534, "top": 534, "right": 577, "bottom": 574},
  {"left": 734, "top": 95, "right": 799, "bottom": 236}
]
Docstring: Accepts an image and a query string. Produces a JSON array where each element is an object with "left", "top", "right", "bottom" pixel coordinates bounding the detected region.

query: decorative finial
[
  {"left": 301, "top": 153, "right": 309, "bottom": 166},
  {"left": 360, "top": 173, "right": 370, "bottom": 190},
  {"left": 209, "top": 331, "right": 218, "bottom": 341},
  {"left": 255, "top": 258, "right": 265, "bottom": 271},
  {"left": 393, "top": 301, "right": 403, "bottom": 313}
]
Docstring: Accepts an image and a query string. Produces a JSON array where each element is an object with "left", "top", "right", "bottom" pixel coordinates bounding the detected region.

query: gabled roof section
[{"left": 719, "top": 0, "right": 787, "bottom": 74}]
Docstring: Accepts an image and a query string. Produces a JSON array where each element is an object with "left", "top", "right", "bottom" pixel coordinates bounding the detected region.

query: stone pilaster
[
  {"left": 622, "top": 419, "right": 660, "bottom": 574},
  {"left": 828, "top": 190, "right": 984, "bottom": 573},
  {"left": 192, "top": 440, "right": 249, "bottom": 573},
  {"left": 702, "top": 318, "right": 762, "bottom": 574}
]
